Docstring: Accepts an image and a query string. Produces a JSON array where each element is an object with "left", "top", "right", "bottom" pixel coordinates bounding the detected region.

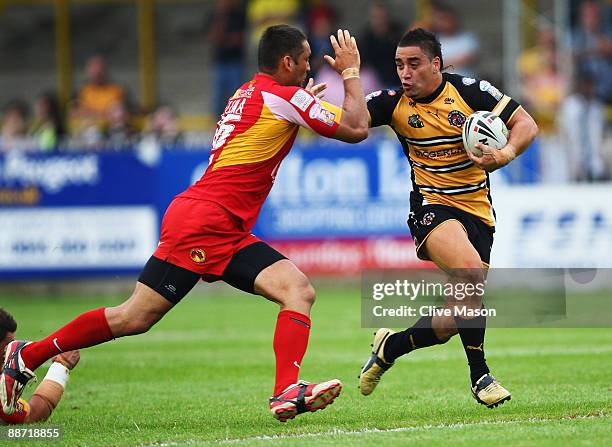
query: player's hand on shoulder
[
  {"left": 305, "top": 78, "right": 327, "bottom": 99},
  {"left": 52, "top": 350, "right": 80, "bottom": 370},
  {"left": 467, "top": 143, "right": 517, "bottom": 172},
  {"left": 324, "top": 29, "right": 360, "bottom": 76}
]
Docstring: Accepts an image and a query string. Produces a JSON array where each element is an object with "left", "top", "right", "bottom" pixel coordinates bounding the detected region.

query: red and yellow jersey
[
  {"left": 180, "top": 73, "right": 342, "bottom": 230},
  {"left": 0, "top": 398, "right": 30, "bottom": 425},
  {"left": 367, "top": 73, "right": 521, "bottom": 227}
]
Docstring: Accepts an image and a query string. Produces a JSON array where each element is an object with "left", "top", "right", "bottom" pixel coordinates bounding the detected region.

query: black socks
[
  {"left": 383, "top": 315, "right": 445, "bottom": 363},
  {"left": 454, "top": 310, "right": 490, "bottom": 386}
]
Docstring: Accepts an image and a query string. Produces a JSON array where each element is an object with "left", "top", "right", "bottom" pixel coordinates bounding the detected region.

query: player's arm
[
  {"left": 468, "top": 107, "right": 538, "bottom": 172},
  {"left": 452, "top": 76, "right": 538, "bottom": 172},
  {"left": 24, "top": 351, "right": 80, "bottom": 423},
  {"left": 322, "top": 29, "right": 368, "bottom": 143}
]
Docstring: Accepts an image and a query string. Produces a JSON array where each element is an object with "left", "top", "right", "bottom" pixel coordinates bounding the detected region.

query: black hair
[
  {"left": 258, "top": 24, "right": 307, "bottom": 73},
  {"left": 0, "top": 308, "right": 17, "bottom": 342},
  {"left": 398, "top": 28, "right": 444, "bottom": 69}
]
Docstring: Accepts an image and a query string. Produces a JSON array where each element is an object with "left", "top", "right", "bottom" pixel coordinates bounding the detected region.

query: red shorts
[{"left": 153, "top": 197, "right": 261, "bottom": 278}]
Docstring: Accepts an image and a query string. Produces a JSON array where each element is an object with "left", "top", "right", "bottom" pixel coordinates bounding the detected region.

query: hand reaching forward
[{"left": 324, "top": 29, "right": 361, "bottom": 76}]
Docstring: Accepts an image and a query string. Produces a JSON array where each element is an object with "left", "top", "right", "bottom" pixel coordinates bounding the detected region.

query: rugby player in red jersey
[
  {"left": 1, "top": 25, "right": 368, "bottom": 422},
  {"left": 0, "top": 309, "right": 80, "bottom": 425}
]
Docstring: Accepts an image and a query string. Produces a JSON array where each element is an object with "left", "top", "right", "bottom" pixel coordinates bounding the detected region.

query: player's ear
[
  {"left": 281, "top": 55, "right": 293, "bottom": 72},
  {"left": 432, "top": 56, "right": 441, "bottom": 74}
]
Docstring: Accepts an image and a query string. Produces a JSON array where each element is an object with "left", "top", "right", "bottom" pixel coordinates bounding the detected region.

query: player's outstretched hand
[
  {"left": 52, "top": 350, "right": 80, "bottom": 370},
  {"left": 305, "top": 77, "right": 327, "bottom": 99},
  {"left": 324, "top": 29, "right": 360, "bottom": 76},
  {"left": 467, "top": 143, "right": 517, "bottom": 172}
]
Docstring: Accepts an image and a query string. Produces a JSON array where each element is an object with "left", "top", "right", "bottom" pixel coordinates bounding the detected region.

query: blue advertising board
[{"left": 0, "top": 139, "right": 415, "bottom": 279}]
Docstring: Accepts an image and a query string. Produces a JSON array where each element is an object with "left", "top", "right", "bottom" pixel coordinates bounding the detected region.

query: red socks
[
  {"left": 21, "top": 306, "right": 311, "bottom": 396},
  {"left": 273, "top": 310, "right": 311, "bottom": 396},
  {"left": 21, "top": 307, "right": 113, "bottom": 371}
]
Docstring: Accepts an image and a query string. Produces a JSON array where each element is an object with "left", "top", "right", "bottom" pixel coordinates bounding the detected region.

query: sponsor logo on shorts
[
  {"left": 420, "top": 212, "right": 435, "bottom": 226},
  {"left": 190, "top": 248, "right": 207, "bottom": 264},
  {"left": 448, "top": 110, "right": 466, "bottom": 128}
]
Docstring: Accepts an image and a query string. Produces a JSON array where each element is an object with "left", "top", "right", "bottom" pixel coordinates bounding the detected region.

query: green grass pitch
[{"left": 2, "top": 284, "right": 611, "bottom": 446}]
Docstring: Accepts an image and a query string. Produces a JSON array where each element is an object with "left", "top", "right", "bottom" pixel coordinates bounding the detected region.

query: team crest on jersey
[
  {"left": 189, "top": 248, "right": 206, "bottom": 264},
  {"left": 420, "top": 212, "right": 435, "bottom": 226},
  {"left": 408, "top": 114, "right": 424, "bottom": 128},
  {"left": 448, "top": 110, "right": 466, "bottom": 128},
  {"left": 365, "top": 90, "right": 382, "bottom": 102}
]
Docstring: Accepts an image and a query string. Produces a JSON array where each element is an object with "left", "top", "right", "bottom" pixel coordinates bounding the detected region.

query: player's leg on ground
[
  {"left": 254, "top": 259, "right": 316, "bottom": 395},
  {"left": 222, "top": 242, "right": 341, "bottom": 421},
  {"left": 1, "top": 280, "right": 179, "bottom": 414},
  {"left": 360, "top": 220, "right": 477, "bottom": 396},
  {"left": 424, "top": 220, "right": 490, "bottom": 385},
  {"left": 19, "top": 283, "right": 173, "bottom": 372},
  {"left": 382, "top": 220, "right": 482, "bottom": 364},
  {"left": 18, "top": 256, "right": 201, "bottom": 372}
]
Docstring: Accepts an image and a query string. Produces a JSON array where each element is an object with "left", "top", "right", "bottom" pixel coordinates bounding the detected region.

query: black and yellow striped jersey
[{"left": 367, "top": 73, "right": 522, "bottom": 227}]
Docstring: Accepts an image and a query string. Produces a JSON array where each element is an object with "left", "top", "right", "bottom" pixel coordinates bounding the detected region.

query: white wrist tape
[{"left": 44, "top": 363, "right": 70, "bottom": 389}]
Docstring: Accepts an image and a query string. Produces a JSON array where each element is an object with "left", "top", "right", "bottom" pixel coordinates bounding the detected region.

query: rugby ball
[{"left": 462, "top": 111, "right": 509, "bottom": 157}]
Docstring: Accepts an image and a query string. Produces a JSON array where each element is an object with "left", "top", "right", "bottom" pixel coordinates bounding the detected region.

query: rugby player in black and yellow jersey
[{"left": 358, "top": 28, "right": 538, "bottom": 408}]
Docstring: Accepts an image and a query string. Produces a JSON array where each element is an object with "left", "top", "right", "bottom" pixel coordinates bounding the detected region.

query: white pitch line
[
  {"left": 138, "top": 413, "right": 608, "bottom": 447},
  {"left": 216, "top": 413, "right": 609, "bottom": 445}
]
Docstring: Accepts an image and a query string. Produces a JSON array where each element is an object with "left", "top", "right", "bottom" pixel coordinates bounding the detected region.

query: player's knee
[
  {"left": 454, "top": 265, "right": 485, "bottom": 285},
  {"left": 125, "top": 317, "right": 155, "bottom": 335},
  {"left": 107, "top": 306, "right": 156, "bottom": 336},
  {"left": 283, "top": 275, "right": 316, "bottom": 308},
  {"left": 297, "top": 281, "right": 316, "bottom": 307}
]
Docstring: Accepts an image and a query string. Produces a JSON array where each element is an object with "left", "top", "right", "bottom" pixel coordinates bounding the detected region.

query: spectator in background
[
  {"left": 105, "top": 101, "right": 138, "bottom": 150},
  {"left": 246, "top": 0, "right": 301, "bottom": 73},
  {"left": 306, "top": 2, "right": 336, "bottom": 78},
  {"left": 570, "top": 0, "right": 612, "bottom": 103},
  {"left": 519, "top": 26, "right": 566, "bottom": 130},
  {"left": 71, "top": 55, "right": 127, "bottom": 149},
  {"left": 430, "top": 1, "right": 480, "bottom": 77},
  {"left": 75, "top": 55, "right": 126, "bottom": 120},
  {"left": 142, "top": 104, "right": 183, "bottom": 146},
  {"left": 0, "top": 101, "right": 33, "bottom": 152},
  {"left": 359, "top": 1, "right": 404, "bottom": 88},
  {"left": 206, "top": 0, "right": 247, "bottom": 117},
  {"left": 559, "top": 70, "right": 608, "bottom": 181},
  {"left": 29, "top": 92, "right": 66, "bottom": 152},
  {"left": 519, "top": 26, "right": 569, "bottom": 183}
]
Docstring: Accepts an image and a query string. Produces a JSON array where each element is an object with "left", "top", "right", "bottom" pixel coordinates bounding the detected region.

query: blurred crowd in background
[{"left": 0, "top": 0, "right": 611, "bottom": 183}]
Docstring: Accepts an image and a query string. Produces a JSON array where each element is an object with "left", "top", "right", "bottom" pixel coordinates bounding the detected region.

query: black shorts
[
  {"left": 407, "top": 204, "right": 494, "bottom": 265},
  {"left": 138, "top": 241, "right": 287, "bottom": 304}
]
